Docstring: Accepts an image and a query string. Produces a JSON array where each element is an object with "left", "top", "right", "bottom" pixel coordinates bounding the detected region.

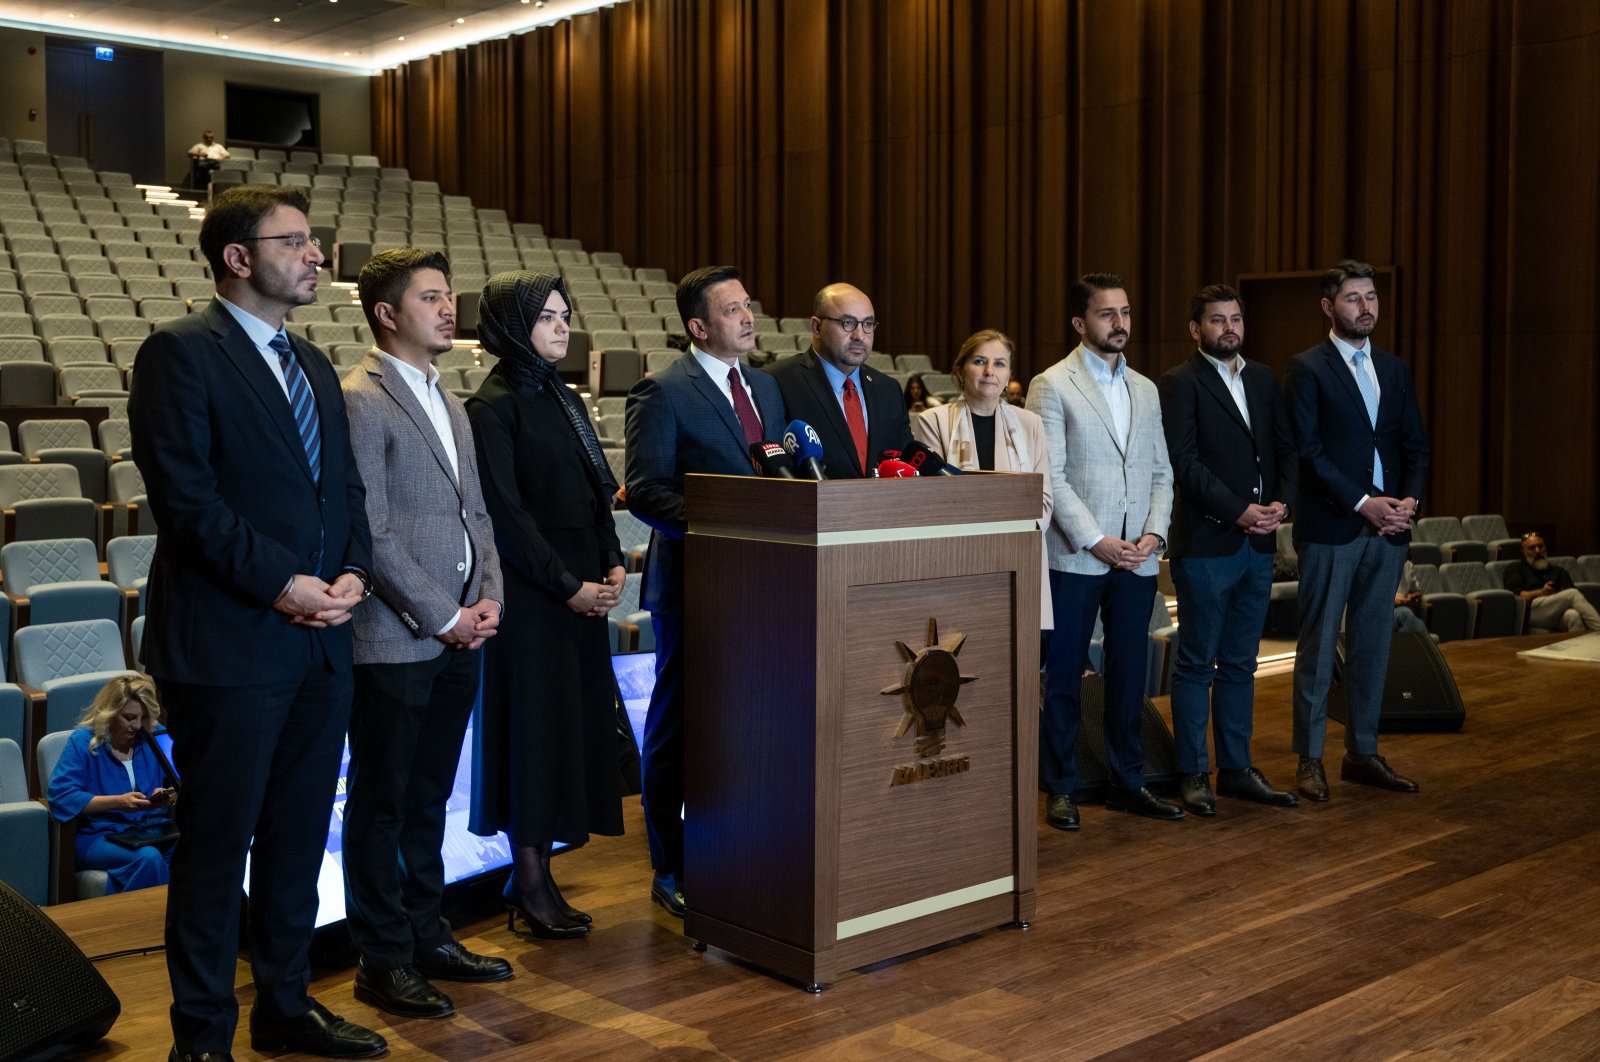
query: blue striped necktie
[
  {"left": 1350, "top": 349, "right": 1382, "bottom": 492},
  {"left": 270, "top": 331, "right": 321, "bottom": 482}
]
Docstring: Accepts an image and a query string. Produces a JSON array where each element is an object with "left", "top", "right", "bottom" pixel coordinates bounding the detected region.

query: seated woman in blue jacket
[{"left": 47, "top": 674, "right": 177, "bottom": 894}]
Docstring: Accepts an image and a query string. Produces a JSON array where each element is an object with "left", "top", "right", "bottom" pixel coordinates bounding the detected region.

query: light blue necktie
[
  {"left": 1351, "top": 349, "right": 1383, "bottom": 492},
  {"left": 269, "top": 331, "right": 321, "bottom": 483}
]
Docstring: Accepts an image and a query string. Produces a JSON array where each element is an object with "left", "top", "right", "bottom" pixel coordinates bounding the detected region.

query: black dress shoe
[
  {"left": 1105, "top": 785, "right": 1184, "bottom": 820},
  {"left": 1296, "top": 756, "right": 1329, "bottom": 802},
  {"left": 1045, "top": 792, "right": 1080, "bottom": 831},
  {"left": 354, "top": 961, "right": 453, "bottom": 1019},
  {"left": 414, "top": 940, "right": 513, "bottom": 983},
  {"left": 1178, "top": 773, "right": 1216, "bottom": 816},
  {"left": 169, "top": 1050, "right": 234, "bottom": 1062},
  {"left": 1341, "top": 753, "right": 1419, "bottom": 792},
  {"left": 249, "top": 1000, "right": 387, "bottom": 1059},
  {"left": 650, "top": 871, "right": 686, "bottom": 917},
  {"left": 1217, "top": 766, "right": 1299, "bottom": 806}
]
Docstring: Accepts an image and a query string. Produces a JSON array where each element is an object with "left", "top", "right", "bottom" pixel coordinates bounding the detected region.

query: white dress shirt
[
  {"left": 1083, "top": 347, "right": 1131, "bottom": 450},
  {"left": 216, "top": 296, "right": 294, "bottom": 399},
  {"left": 1202, "top": 351, "right": 1252, "bottom": 430}
]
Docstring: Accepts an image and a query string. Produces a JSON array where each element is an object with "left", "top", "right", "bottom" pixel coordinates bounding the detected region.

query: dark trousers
[
  {"left": 1168, "top": 543, "right": 1273, "bottom": 773},
  {"left": 161, "top": 665, "right": 351, "bottom": 1055},
  {"left": 1041, "top": 567, "right": 1157, "bottom": 796},
  {"left": 641, "top": 611, "right": 684, "bottom": 874},
  {"left": 1292, "top": 530, "right": 1407, "bottom": 758},
  {"left": 343, "top": 648, "right": 480, "bottom": 970}
]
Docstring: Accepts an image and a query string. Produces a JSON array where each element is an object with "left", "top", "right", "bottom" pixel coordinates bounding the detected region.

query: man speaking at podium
[
  {"left": 766, "top": 282, "right": 909, "bottom": 478},
  {"left": 624, "top": 265, "right": 785, "bottom": 917}
]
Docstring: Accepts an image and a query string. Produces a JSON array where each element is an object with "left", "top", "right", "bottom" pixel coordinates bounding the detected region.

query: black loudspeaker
[
  {"left": 1072, "top": 672, "right": 1181, "bottom": 802},
  {"left": 1329, "top": 629, "right": 1466, "bottom": 732},
  {"left": 0, "top": 879, "right": 120, "bottom": 1061}
]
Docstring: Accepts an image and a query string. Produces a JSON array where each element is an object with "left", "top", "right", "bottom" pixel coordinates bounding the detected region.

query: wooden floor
[{"left": 44, "top": 634, "right": 1600, "bottom": 1061}]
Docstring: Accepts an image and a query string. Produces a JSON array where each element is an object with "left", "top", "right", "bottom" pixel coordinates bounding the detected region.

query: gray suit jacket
[
  {"left": 1026, "top": 345, "right": 1173, "bottom": 576},
  {"left": 342, "top": 349, "right": 503, "bottom": 664}
]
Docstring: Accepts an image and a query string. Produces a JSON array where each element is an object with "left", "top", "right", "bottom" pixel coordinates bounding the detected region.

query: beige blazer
[
  {"left": 914, "top": 399, "right": 1054, "bottom": 629},
  {"left": 1025, "top": 345, "right": 1172, "bottom": 577}
]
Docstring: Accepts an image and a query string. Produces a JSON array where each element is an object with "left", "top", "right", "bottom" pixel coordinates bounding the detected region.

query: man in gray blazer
[
  {"left": 341, "top": 249, "right": 510, "bottom": 1020},
  {"left": 1027, "top": 273, "right": 1180, "bottom": 830}
]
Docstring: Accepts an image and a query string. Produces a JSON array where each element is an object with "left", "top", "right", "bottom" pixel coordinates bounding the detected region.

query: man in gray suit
[
  {"left": 341, "top": 248, "right": 510, "bottom": 1020},
  {"left": 1027, "top": 272, "right": 1180, "bottom": 830}
]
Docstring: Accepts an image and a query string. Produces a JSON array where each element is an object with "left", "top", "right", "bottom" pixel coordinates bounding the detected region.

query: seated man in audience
[
  {"left": 1502, "top": 533, "right": 1600, "bottom": 632},
  {"left": 187, "top": 129, "right": 230, "bottom": 185},
  {"left": 1394, "top": 560, "right": 1428, "bottom": 634}
]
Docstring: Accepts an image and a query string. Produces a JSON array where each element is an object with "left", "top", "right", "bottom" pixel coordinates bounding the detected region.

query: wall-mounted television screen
[{"left": 225, "top": 83, "right": 319, "bottom": 149}]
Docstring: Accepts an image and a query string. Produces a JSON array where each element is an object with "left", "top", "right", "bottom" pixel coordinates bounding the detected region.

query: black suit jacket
[
  {"left": 624, "top": 351, "right": 786, "bottom": 614},
  {"left": 1283, "top": 339, "right": 1429, "bottom": 547},
  {"left": 128, "top": 299, "right": 373, "bottom": 684},
  {"left": 763, "top": 349, "right": 911, "bottom": 478},
  {"left": 1157, "top": 352, "right": 1297, "bottom": 560}
]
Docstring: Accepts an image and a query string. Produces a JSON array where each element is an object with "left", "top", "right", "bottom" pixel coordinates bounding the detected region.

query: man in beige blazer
[
  {"left": 340, "top": 248, "right": 509, "bottom": 1020},
  {"left": 1026, "top": 273, "right": 1179, "bottom": 831}
]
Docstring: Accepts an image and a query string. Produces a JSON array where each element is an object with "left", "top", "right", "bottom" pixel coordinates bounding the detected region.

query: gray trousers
[{"left": 1292, "top": 529, "right": 1408, "bottom": 758}]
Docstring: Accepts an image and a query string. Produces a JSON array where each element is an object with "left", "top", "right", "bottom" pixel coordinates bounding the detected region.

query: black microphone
[
  {"left": 781, "top": 419, "right": 828, "bottom": 481},
  {"left": 900, "top": 439, "right": 964, "bottom": 476},
  {"left": 750, "top": 440, "right": 797, "bottom": 478}
]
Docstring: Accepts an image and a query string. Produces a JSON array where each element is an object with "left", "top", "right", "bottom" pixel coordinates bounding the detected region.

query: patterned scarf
[{"left": 477, "top": 270, "right": 619, "bottom": 498}]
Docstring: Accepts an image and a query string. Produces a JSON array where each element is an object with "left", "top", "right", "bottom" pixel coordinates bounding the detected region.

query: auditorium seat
[
  {"left": 105, "top": 534, "right": 153, "bottom": 618},
  {"left": 97, "top": 419, "right": 131, "bottom": 463},
  {"left": 1461, "top": 514, "right": 1522, "bottom": 560},
  {"left": 44, "top": 337, "right": 106, "bottom": 369},
  {"left": 1439, "top": 562, "right": 1524, "bottom": 638},
  {"left": 106, "top": 461, "right": 149, "bottom": 536},
  {"left": 33, "top": 730, "right": 112, "bottom": 902},
  {"left": 1407, "top": 563, "right": 1472, "bottom": 643},
  {"left": 1416, "top": 516, "right": 1488, "bottom": 564},
  {"left": 15, "top": 618, "right": 133, "bottom": 755},
  {"left": 0, "top": 737, "right": 48, "bottom": 905},
  {"left": 2, "top": 538, "right": 122, "bottom": 630}
]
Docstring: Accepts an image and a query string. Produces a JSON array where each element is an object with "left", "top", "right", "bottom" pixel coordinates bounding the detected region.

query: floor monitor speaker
[
  {"left": 1070, "top": 672, "right": 1180, "bottom": 802},
  {"left": 1329, "top": 629, "right": 1466, "bottom": 732},
  {"left": 0, "top": 879, "right": 120, "bottom": 1062}
]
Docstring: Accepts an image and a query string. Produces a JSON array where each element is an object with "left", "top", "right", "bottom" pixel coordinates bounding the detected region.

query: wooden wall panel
[{"left": 371, "top": 0, "right": 1600, "bottom": 546}]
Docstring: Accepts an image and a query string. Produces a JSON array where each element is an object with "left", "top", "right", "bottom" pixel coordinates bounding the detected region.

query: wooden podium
[{"left": 682, "top": 473, "right": 1040, "bottom": 989}]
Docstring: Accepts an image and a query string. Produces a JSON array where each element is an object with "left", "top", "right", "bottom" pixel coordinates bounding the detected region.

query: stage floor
[{"left": 45, "top": 633, "right": 1600, "bottom": 1060}]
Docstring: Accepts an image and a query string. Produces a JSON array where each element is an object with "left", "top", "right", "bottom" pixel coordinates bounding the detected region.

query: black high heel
[
  {"left": 545, "top": 876, "right": 592, "bottom": 926},
  {"left": 504, "top": 900, "right": 589, "bottom": 940}
]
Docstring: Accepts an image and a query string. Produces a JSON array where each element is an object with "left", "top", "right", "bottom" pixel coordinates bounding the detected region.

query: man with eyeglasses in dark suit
[
  {"left": 131, "top": 184, "right": 385, "bottom": 1062},
  {"left": 765, "top": 283, "right": 911, "bottom": 478}
]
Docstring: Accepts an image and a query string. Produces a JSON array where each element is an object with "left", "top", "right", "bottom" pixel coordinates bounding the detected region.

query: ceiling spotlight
[
  {"left": 397, "top": 35, "right": 405, "bottom": 41},
  {"left": 220, "top": 33, "right": 229, "bottom": 39},
  {"left": 455, "top": 17, "right": 465, "bottom": 23},
  {"left": 272, "top": 16, "right": 280, "bottom": 22},
  {"left": 343, "top": 50, "right": 350, "bottom": 55}
]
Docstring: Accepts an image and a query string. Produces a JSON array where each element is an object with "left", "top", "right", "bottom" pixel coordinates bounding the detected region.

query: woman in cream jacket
[{"left": 913, "top": 329, "right": 1054, "bottom": 627}]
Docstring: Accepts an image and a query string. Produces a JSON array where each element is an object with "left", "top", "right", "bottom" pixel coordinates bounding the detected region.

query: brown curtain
[{"left": 373, "top": 0, "right": 1600, "bottom": 546}]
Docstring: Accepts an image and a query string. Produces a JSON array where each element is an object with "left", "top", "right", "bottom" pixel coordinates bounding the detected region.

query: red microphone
[{"left": 876, "top": 459, "right": 919, "bottom": 478}]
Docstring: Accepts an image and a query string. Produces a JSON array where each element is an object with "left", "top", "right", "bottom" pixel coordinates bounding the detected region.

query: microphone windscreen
[
  {"left": 750, "top": 440, "right": 797, "bottom": 478},
  {"left": 876, "top": 459, "right": 919, "bottom": 479},
  {"left": 900, "top": 439, "right": 963, "bottom": 475},
  {"left": 783, "top": 420, "right": 826, "bottom": 463}
]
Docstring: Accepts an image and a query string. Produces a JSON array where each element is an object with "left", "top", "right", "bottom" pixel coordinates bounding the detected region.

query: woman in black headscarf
[{"left": 466, "top": 271, "right": 625, "bottom": 938}]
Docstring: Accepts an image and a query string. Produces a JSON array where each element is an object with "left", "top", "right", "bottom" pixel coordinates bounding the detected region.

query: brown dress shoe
[
  {"left": 1340, "top": 753, "right": 1419, "bottom": 792},
  {"left": 1296, "top": 757, "right": 1329, "bottom": 802}
]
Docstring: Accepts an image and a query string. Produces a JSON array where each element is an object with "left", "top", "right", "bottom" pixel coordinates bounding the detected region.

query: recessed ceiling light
[
  {"left": 220, "top": 33, "right": 229, "bottom": 39},
  {"left": 397, "top": 35, "right": 405, "bottom": 41},
  {"left": 272, "top": 16, "right": 281, "bottom": 22},
  {"left": 343, "top": 50, "right": 350, "bottom": 55},
  {"left": 456, "top": 17, "right": 465, "bottom": 23}
]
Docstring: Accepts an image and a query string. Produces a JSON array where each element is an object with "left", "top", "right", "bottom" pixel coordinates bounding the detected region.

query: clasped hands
[
  {"left": 1360, "top": 495, "right": 1418, "bottom": 536},
  {"left": 567, "top": 566, "right": 627, "bottom": 618},
  {"left": 1236, "top": 501, "right": 1288, "bottom": 535},
  {"left": 274, "top": 572, "right": 366, "bottom": 628},
  {"left": 1089, "top": 534, "right": 1164, "bottom": 572},
  {"left": 439, "top": 598, "right": 502, "bottom": 650}
]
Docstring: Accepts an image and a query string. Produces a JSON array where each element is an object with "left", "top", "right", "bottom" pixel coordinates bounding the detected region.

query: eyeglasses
[
  {"left": 240, "top": 233, "right": 322, "bottom": 253},
  {"left": 819, "top": 315, "right": 880, "bottom": 335}
]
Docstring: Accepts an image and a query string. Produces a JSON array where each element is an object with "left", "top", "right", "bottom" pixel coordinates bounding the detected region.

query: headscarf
[{"left": 477, "top": 271, "right": 619, "bottom": 499}]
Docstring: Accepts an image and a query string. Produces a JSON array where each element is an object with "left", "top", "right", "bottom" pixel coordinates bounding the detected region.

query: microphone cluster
[{"left": 748, "top": 420, "right": 964, "bottom": 481}]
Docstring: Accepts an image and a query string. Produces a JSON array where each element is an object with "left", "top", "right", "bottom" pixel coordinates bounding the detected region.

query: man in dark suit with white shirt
[
  {"left": 624, "top": 265, "right": 785, "bottom": 916},
  {"left": 129, "top": 184, "right": 384, "bottom": 1061},
  {"left": 340, "top": 248, "right": 509, "bottom": 1021},
  {"left": 1158, "top": 284, "right": 1299, "bottom": 816},
  {"left": 1284, "top": 259, "right": 1430, "bottom": 803},
  {"left": 765, "top": 283, "right": 910, "bottom": 477}
]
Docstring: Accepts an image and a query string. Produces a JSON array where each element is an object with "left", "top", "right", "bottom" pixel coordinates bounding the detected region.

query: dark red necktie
[
  {"left": 843, "top": 377, "right": 868, "bottom": 471},
  {"left": 728, "top": 365, "right": 763, "bottom": 445}
]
